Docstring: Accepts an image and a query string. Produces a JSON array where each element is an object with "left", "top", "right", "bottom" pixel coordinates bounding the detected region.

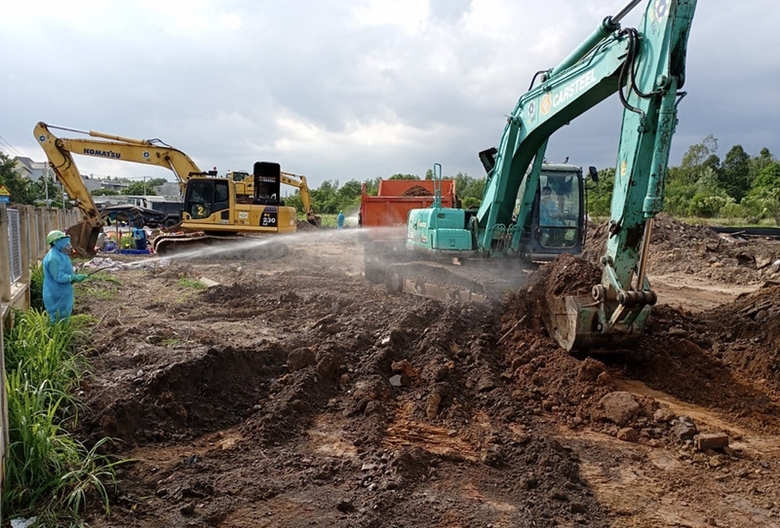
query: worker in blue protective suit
[
  {"left": 539, "top": 186, "right": 562, "bottom": 226},
  {"left": 42, "top": 230, "right": 87, "bottom": 323},
  {"left": 337, "top": 211, "right": 345, "bottom": 229}
]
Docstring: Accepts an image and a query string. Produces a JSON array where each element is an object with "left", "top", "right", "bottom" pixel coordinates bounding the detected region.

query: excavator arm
[
  {"left": 35, "top": 121, "right": 227, "bottom": 255},
  {"left": 478, "top": 0, "right": 695, "bottom": 254},
  {"left": 35, "top": 122, "right": 214, "bottom": 196},
  {"left": 512, "top": 0, "right": 696, "bottom": 351},
  {"left": 280, "top": 171, "right": 321, "bottom": 226},
  {"left": 34, "top": 122, "right": 106, "bottom": 257}
]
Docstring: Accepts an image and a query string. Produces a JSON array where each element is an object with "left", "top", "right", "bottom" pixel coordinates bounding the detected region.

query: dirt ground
[{"left": 72, "top": 215, "right": 780, "bottom": 528}]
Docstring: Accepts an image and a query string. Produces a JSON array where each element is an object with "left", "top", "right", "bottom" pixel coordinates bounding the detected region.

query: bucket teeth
[{"left": 543, "top": 294, "right": 651, "bottom": 353}]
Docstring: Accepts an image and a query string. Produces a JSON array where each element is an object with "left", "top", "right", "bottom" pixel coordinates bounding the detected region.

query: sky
[{"left": 1, "top": 0, "right": 779, "bottom": 189}]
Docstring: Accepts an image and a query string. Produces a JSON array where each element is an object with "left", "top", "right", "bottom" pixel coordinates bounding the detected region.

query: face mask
[{"left": 62, "top": 243, "right": 73, "bottom": 254}]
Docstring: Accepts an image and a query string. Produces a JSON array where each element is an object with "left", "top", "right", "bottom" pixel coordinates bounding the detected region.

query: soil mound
[
  {"left": 73, "top": 230, "right": 780, "bottom": 527},
  {"left": 497, "top": 253, "right": 779, "bottom": 439},
  {"left": 402, "top": 185, "right": 433, "bottom": 196},
  {"left": 701, "top": 282, "right": 780, "bottom": 393},
  {"left": 584, "top": 213, "right": 780, "bottom": 284}
]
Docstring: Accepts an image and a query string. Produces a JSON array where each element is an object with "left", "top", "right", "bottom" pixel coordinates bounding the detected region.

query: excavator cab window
[
  {"left": 230, "top": 171, "right": 249, "bottom": 182},
  {"left": 537, "top": 173, "right": 581, "bottom": 249},
  {"left": 185, "top": 179, "right": 230, "bottom": 219}
]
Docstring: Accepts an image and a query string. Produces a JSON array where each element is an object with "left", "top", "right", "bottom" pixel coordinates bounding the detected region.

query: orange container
[{"left": 359, "top": 180, "right": 457, "bottom": 228}]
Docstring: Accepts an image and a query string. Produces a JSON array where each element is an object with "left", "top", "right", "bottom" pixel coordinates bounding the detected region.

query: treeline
[
  {"left": 5, "top": 136, "right": 777, "bottom": 223},
  {"left": 588, "top": 135, "right": 780, "bottom": 224},
  {"left": 287, "top": 135, "right": 780, "bottom": 224},
  {"left": 284, "top": 170, "right": 487, "bottom": 215}
]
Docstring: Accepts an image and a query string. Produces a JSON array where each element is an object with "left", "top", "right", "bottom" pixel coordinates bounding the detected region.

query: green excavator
[{"left": 393, "top": 0, "right": 697, "bottom": 352}]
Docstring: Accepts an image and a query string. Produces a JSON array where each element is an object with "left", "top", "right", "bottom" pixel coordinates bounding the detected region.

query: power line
[{"left": 0, "top": 135, "right": 23, "bottom": 157}]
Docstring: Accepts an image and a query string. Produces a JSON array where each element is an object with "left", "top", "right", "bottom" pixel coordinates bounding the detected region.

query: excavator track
[
  {"left": 153, "top": 233, "right": 289, "bottom": 260},
  {"left": 383, "top": 259, "right": 537, "bottom": 304}
]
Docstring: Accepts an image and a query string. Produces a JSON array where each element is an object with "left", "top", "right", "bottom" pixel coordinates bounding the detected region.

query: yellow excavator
[
  {"left": 225, "top": 169, "right": 321, "bottom": 226},
  {"left": 34, "top": 122, "right": 314, "bottom": 257}
]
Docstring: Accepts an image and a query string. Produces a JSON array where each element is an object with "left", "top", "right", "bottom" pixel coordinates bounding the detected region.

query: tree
[
  {"left": 333, "top": 180, "right": 361, "bottom": 212},
  {"left": 28, "top": 171, "right": 60, "bottom": 206},
  {"left": 681, "top": 134, "right": 718, "bottom": 173},
  {"left": 678, "top": 135, "right": 720, "bottom": 186},
  {"left": 453, "top": 172, "right": 484, "bottom": 208},
  {"left": 719, "top": 145, "right": 751, "bottom": 202},
  {"left": 310, "top": 180, "right": 340, "bottom": 214},
  {"left": 147, "top": 177, "right": 169, "bottom": 188},
  {"left": 748, "top": 147, "right": 776, "bottom": 185},
  {"left": 586, "top": 168, "right": 615, "bottom": 217},
  {"left": 744, "top": 161, "right": 780, "bottom": 225},
  {"left": 124, "top": 181, "right": 155, "bottom": 195},
  {"left": 0, "top": 153, "right": 36, "bottom": 204},
  {"left": 663, "top": 166, "right": 697, "bottom": 217}
]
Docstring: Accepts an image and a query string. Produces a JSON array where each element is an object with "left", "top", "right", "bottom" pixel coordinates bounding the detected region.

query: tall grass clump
[
  {"left": 29, "top": 263, "right": 44, "bottom": 312},
  {"left": 3, "top": 310, "right": 123, "bottom": 524}
]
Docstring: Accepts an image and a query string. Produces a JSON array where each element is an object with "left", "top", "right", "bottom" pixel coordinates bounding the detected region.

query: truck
[
  {"left": 391, "top": 0, "right": 697, "bottom": 353},
  {"left": 359, "top": 178, "right": 458, "bottom": 283},
  {"left": 124, "top": 195, "right": 183, "bottom": 227},
  {"left": 358, "top": 179, "right": 458, "bottom": 228}
]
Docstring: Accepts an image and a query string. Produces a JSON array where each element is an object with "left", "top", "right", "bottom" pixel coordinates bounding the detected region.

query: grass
[
  {"left": 30, "top": 263, "right": 44, "bottom": 311},
  {"left": 3, "top": 310, "right": 126, "bottom": 525},
  {"left": 177, "top": 277, "right": 206, "bottom": 290},
  {"left": 75, "top": 274, "right": 122, "bottom": 304}
]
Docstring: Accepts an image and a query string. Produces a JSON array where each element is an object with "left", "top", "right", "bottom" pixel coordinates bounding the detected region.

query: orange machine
[
  {"left": 359, "top": 179, "right": 458, "bottom": 282},
  {"left": 358, "top": 179, "right": 457, "bottom": 228}
]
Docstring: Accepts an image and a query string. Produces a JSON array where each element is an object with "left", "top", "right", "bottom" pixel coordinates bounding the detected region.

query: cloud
[{"left": 1, "top": 0, "right": 778, "bottom": 190}]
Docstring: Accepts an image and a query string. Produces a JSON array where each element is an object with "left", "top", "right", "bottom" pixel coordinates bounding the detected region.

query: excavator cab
[
  {"left": 183, "top": 178, "right": 230, "bottom": 220},
  {"left": 519, "top": 165, "right": 590, "bottom": 261}
]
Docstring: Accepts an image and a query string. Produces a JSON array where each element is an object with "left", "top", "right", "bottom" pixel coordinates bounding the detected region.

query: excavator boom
[
  {"left": 34, "top": 122, "right": 105, "bottom": 256},
  {"left": 400, "top": 0, "right": 697, "bottom": 353},
  {"left": 280, "top": 172, "right": 321, "bottom": 226}
]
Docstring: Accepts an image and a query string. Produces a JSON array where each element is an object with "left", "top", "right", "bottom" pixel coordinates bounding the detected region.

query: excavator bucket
[
  {"left": 306, "top": 209, "right": 322, "bottom": 227},
  {"left": 67, "top": 220, "right": 100, "bottom": 258},
  {"left": 543, "top": 294, "right": 650, "bottom": 353}
]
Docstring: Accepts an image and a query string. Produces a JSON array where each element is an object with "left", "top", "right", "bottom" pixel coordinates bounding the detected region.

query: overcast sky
[{"left": 1, "top": 0, "right": 778, "bottom": 189}]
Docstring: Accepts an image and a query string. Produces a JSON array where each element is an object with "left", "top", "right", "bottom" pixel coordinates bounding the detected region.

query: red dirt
[
  {"left": 401, "top": 185, "right": 433, "bottom": 197},
  {"left": 71, "top": 220, "right": 780, "bottom": 527}
]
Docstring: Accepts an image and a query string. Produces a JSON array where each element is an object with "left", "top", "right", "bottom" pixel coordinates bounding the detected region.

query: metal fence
[
  {"left": 0, "top": 204, "right": 82, "bottom": 502},
  {"left": 7, "top": 209, "right": 22, "bottom": 283}
]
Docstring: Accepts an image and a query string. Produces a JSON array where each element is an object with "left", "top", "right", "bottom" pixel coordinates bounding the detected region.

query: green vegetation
[
  {"left": 80, "top": 278, "right": 121, "bottom": 300},
  {"left": 282, "top": 137, "right": 777, "bottom": 227},
  {"left": 30, "top": 263, "right": 44, "bottom": 311},
  {"left": 583, "top": 136, "right": 779, "bottom": 226},
  {"left": 284, "top": 169, "right": 486, "bottom": 217},
  {"left": 3, "top": 311, "right": 123, "bottom": 525},
  {"left": 6, "top": 132, "right": 776, "bottom": 227},
  {"left": 177, "top": 277, "right": 207, "bottom": 290}
]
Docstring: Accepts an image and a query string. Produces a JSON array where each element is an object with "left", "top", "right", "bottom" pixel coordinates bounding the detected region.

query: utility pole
[{"left": 44, "top": 164, "right": 50, "bottom": 208}]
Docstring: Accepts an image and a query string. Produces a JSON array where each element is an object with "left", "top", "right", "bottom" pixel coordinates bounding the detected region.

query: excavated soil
[{"left": 73, "top": 217, "right": 780, "bottom": 528}]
